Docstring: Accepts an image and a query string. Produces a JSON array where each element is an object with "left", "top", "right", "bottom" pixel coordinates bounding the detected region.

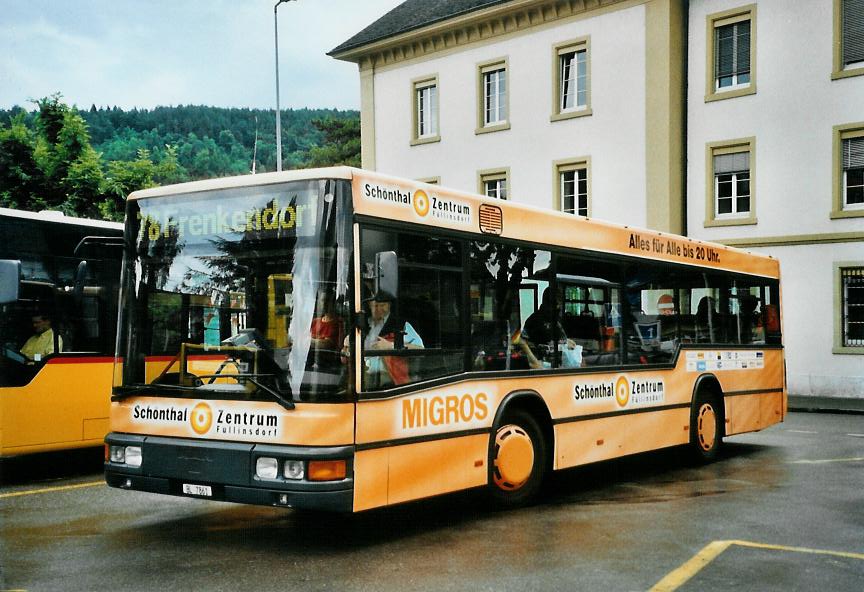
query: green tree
[
  {"left": 32, "top": 94, "right": 105, "bottom": 213},
  {"left": 303, "top": 117, "right": 361, "bottom": 168},
  {"left": 101, "top": 148, "right": 157, "bottom": 220},
  {"left": 0, "top": 112, "right": 45, "bottom": 209}
]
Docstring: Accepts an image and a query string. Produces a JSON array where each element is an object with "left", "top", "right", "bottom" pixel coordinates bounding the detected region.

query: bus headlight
[
  {"left": 255, "top": 457, "right": 278, "bottom": 480},
  {"left": 109, "top": 445, "right": 126, "bottom": 464},
  {"left": 109, "top": 445, "right": 142, "bottom": 467},
  {"left": 283, "top": 460, "right": 304, "bottom": 480},
  {"left": 125, "top": 446, "right": 143, "bottom": 467}
]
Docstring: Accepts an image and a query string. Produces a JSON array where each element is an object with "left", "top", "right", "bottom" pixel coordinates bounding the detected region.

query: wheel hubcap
[
  {"left": 697, "top": 403, "right": 717, "bottom": 451},
  {"left": 493, "top": 424, "right": 534, "bottom": 491}
]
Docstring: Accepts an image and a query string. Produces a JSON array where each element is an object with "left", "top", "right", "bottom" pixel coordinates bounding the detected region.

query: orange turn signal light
[{"left": 308, "top": 460, "right": 347, "bottom": 482}]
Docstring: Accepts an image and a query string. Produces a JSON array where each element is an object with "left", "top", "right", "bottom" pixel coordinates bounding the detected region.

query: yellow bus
[
  {"left": 105, "top": 168, "right": 785, "bottom": 511},
  {"left": 0, "top": 208, "right": 123, "bottom": 459}
]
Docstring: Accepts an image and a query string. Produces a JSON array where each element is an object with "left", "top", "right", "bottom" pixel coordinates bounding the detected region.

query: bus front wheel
[
  {"left": 689, "top": 392, "right": 723, "bottom": 462},
  {"left": 488, "top": 410, "right": 546, "bottom": 508}
]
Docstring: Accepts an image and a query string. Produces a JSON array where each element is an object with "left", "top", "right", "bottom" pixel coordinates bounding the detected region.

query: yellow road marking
[
  {"left": 728, "top": 540, "right": 864, "bottom": 560},
  {"left": 0, "top": 480, "right": 103, "bottom": 499},
  {"left": 650, "top": 540, "right": 864, "bottom": 592},
  {"left": 789, "top": 457, "right": 864, "bottom": 464},
  {"left": 650, "top": 540, "right": 733, "bottom": 592}
]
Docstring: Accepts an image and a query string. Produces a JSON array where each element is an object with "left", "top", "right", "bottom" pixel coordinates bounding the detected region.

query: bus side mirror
[
  {"left": 374, "top": 251, "right": 398, "bottom": 301},
  {"left": 0, "top": 260, "right": 21, "bottom": 305},
  {"left": 73, "top": 260, "right": 88, "bottom": 305}
]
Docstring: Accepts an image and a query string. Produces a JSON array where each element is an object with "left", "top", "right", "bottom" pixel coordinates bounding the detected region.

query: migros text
[{"left": 402, "top": 393, "right": 489, "bottom": 430}]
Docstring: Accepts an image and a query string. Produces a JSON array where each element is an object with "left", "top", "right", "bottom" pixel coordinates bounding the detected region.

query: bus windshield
[{"left": 115, "top": 178, "right": 353, "bottom": 403}]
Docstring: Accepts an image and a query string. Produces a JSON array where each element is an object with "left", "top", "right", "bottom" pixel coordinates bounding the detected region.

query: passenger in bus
[
  {"left": 364, "top": 292, "right": 424, "bottom": 386},
  {"left": 20, "top": 314, "right": 62, "bottom": 363},
  {"left": 310, "top": 291, "right": 343, "bottom": 351},
  {"left": 657, "top": 293, "right": 676, "bottom": 315},
  {"left": 522, "top": 288, "right": 578, "bottom": 367},
  {"left": 511, "top": 329, "right": 545, "bottom": 370},
  {"left": 696, "top": 296, "right": 717, "bottom": 342},
  {"left": 737, "top": 294, "right": 760, "bottom": 344}
]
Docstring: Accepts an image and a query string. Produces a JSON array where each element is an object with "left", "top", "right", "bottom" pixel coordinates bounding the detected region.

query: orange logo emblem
[
  {"left": 615, "top": 376, "right": 630, "bottom": 407},
  {"left": 413, "top": 190, "right": 430, "bottom": 217},
  {"left": 190, "top": 402, "right": 213, "bottom": 434}
]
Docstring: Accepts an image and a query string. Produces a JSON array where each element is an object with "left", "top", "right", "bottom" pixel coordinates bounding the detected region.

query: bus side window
[
  {"left": 360, "top": 228, "right": 465, "bottom": 387},
  {"left": 469, "top": 241, "right": 550, "bottom": 371}
]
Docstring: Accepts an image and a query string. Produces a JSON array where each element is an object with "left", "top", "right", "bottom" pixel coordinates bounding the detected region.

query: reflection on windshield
[{"left": 116, "top": 179, "right": 353, "bottom": 402}]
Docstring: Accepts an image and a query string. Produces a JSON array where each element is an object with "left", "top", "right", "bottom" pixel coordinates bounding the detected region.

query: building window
[
  {"left": 479, "top": 169, "right": 509, "bottom": 200},
  {"left": 476, "top": 58, "right": 510, "bottom": 134},
  {"left": 411, "top": 75, "right": 440, "bottom": 146},
  {"left": 715, "top": 21, "right": 750, "bottom": 90},
  {"left": 834, "top": 0, "right": 864, "bottom": 79},
  {"left": 552, "top": 38, "right": 591, "bottom": 122},
  {"left": 705, "top": 6, "right": 756, "bottom": 101},
  {"left": 714, "top": 152, "right": 750, "bottom": 217},
  {"left": 705, "top": 138, "right": 756, "bottom": 227},
  {"left": 484, "top": 68, "right": 506, "bottom": 124},
  {"left": 843, "top": 136, "right": 864, "bottom": 208},
  {"left": 842, "top": 268, "right": 864, "bottom": 346},
  {"left": 417, "top": 85, "right": 437, "bottom": 137},
  {"left": 555, "top": 159, "right": 590, "bottom": 216},
  {"left": 835, "top": 264, "right": 864, "bottom": 353},
  {"left": 832, "top": 123, "right": 864, "bottom": 218}
]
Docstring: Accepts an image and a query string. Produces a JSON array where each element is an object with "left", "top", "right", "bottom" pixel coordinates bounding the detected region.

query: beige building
[{"left": 332, "top": 0, "right": 864, "bottom": 406}]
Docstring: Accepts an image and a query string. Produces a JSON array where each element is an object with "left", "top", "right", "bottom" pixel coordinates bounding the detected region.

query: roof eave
[{"left": 329, "top": 0, "right": 630, "bottom": 64}]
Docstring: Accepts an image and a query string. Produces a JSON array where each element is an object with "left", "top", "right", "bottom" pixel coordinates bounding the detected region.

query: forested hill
[
  {"left": 1, "top": 103, "right": 359, "bottom": 176},
  {"left": 0, "top": 97, "right": 360, "bottom": 220}
]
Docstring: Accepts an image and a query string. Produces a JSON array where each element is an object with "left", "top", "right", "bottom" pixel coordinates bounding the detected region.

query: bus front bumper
[{"left": 104, "top": 433, "right": 355, "bottom": 513}]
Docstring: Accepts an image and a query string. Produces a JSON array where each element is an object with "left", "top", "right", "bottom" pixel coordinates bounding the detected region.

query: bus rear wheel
[
  {"left": 488, "top": 410, "right": 546, "bottom": 508},
  {"left": 689, "top": 392, "right": 723, "bottom": 462}
]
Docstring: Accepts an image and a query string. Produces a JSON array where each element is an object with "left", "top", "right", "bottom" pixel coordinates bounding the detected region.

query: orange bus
[
  {"left": 0, "top": 208, "right": 122, "bottom": 459},
  {"left": 105, "top": 168, "right": 784, "bottom": 511}
]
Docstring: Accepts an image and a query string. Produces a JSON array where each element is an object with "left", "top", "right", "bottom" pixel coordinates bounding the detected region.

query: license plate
[{"left": 182, "top": 483, "right": 212, "bottom": 497}]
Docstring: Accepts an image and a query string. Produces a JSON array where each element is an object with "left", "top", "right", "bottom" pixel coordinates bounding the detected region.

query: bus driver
[
  {"left": 364, "top": 292, "right": 423, "bottom": 387},
  {"left": 21, "top": 314, "right": 62, "bottom": 363}
]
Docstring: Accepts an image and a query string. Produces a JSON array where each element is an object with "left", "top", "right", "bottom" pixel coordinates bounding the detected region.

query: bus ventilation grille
[{"left": 479, "top": 204, "right": 503, "bottom": 235}]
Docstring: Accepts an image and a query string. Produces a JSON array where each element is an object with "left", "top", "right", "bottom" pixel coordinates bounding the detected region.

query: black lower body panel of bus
[{"left": 104, "top": 433, "right": 354, "bottom": 512}]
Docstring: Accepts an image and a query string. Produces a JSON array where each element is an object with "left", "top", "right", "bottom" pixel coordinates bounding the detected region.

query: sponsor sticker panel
[
  {"left": 119, "top": 399, "right": 282, "bottom": 443},
  {"left": 685, "top": 350, "right": 765, "bottom": 372},
  {"left": 573, "top": 375, "right": 666, "bottom": 409},
  {"left": 360, "top": 181, "right": 473, "bottom": 227}
]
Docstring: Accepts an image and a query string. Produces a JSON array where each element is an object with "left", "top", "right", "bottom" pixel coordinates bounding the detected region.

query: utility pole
[{"left": 274, "top": 0, "right": 295, "bottom": 172}]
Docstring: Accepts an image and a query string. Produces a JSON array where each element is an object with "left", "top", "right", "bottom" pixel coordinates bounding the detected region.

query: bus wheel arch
[
  {"left": 487, "top": 391, "right": 552, "bottom": 507},
  {"left": 689, "top": 375, "right": 725, "bottom": 462}
]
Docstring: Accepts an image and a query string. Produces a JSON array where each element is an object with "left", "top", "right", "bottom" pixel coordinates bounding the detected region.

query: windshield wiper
[
  {"left": 246, "top": 376, "right": 295, "bottom": 411},
  {"left": 113, "top": 376, "right": 295, "bottom": 410},
  {"left": 111, "top": 383, "right": 197, "bottom": 401},
  {"left": 196, "top": 372, "right": 295, "bottom": 411}
]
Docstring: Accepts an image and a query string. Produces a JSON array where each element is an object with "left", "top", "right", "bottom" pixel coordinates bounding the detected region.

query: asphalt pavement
[{"left": 1, "top": 411, "right": 862, "bottom": 591}]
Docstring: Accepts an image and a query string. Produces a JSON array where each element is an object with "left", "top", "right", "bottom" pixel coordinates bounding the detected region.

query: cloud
[{"left": 0, "top": 0, "right": 402, "bottom": 110}]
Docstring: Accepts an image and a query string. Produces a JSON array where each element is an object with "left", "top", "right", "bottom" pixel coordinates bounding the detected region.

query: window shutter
[
  {"left": 735, "top": 20, "right": 751, "bottom": 75},
  {"left": 715, "top": 25, "right": 735, "bottom": 77},
  {"left": 843, "top": 137, "right": 864, "bottom": 169},
  {"left": 843, "top": 0, "right": 864, "bottom": 65},
  {"left": 714, "top": 152, "right": 750, "bottom": 174}
]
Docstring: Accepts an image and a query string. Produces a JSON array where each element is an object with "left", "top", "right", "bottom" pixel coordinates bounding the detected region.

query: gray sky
[{"left": 0, "top": 0, "right": 404, "bottom": 111}]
